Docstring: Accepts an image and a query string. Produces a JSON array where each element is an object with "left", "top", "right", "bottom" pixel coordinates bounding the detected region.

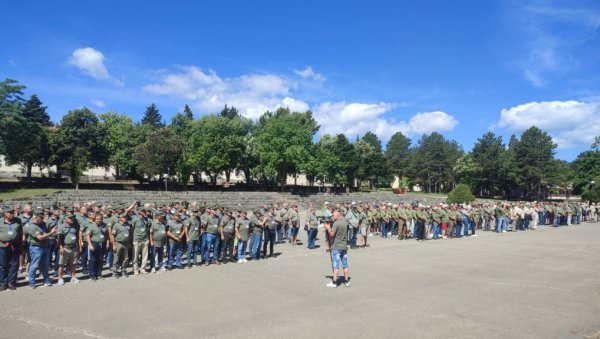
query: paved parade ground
[{"left": 1, "top": 223, "right": 599, "bottom": 339}]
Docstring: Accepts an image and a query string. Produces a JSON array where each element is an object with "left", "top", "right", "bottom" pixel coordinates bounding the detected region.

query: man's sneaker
[
  {"left": 472, "top": 234, "right": 478, "bottom": 237},
  {"left": 159, "top": 267, "right": 166, "bottom": 272},
  {"left": 57, "top": 279, "right": 65, "bottom": 286},
  {"left": 29, "top": 284, "right": 36, "bottom": 289},
  {"left": 237, "top": 260, "right": 244, "bottom": 263},
  {"left": 344, "top": 281, "right": 351, "bottom": 287},
  {"left": 71, "top": 278, "right": 80, "bottom": 284},
  {"left": 151, "top": 268, "right": 156, "bottom": 273},
  {"left": 326, "top": 282, "right": 337, "bottom": 288},
  {"left": 242, "top": 259, "right": 248, "bottom": 263}
]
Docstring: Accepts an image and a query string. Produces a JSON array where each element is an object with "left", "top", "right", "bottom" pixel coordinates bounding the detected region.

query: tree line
[{"left": 2, "top": 78, "right": 599, "bottom": 200}]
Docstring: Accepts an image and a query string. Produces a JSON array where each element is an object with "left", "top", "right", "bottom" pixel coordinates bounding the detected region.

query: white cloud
[
  {"left": 314, "top": 102, "right": 458, "bottom": 141},
  {"left": 91, "top": 99, "right": 106, "bottom": 108},
  {"left": 69, "top": 47, "right": 111, "bottom": 80},
  {"left": 293, "top": 66, "right": 326, "bottom": 82},
  {"left": 144, "top": 66, "right": 307, "bottom": 120},
  {"left": 497, "top": 100, "right": 600, "bottom": 148}
]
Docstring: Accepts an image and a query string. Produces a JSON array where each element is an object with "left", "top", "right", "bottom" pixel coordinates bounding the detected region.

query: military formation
[{"left": 0, "top": 198, "right": 596, "bottom": 291}]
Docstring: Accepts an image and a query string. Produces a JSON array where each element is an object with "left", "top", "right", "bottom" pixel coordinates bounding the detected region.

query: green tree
[
  {"left": 453, "top": 154, "right": 480, "bottom": 188},
  {"left": 186, "top": 114, "right": 252, "bottom": 185},
  {"left": 220, "top": 104, "right": 240, "bottom": 119},
  {"left": 50, "top": 108, "right": 108, "bottom": 187},
  {"left": 512, "top": 126, "right": 556, "bottom": 199},
  {"left": 183, "top": 104, "right": 194, "bottom": 120},
  {"left": 471, "top": 132, "right": 505, "bottom": 197},
  {"left": 0, "top": 79, "right": 26, "bottom": 156},
  {"left": 141, "top": 103, "right": 164, "bottom": 127},
  {"left": 255, "top": 108, "right": 318, "bottom": 189},
  {"left": 100, "top": 112, "right": 140, "bottom": 179},
  {"left": 22, "top": 95, "right": 51, "bottom": 126},
  {"left": 385, "top": 132, "right": 411, "bottom": 178},
  {"left": 571, "top": 150, "right": 600, "bottom": 194},
  {"left": 447, "top": 183, "right": 476, "bottom": 204},
  {"left": 407, "top": 133, "right": 463, "bottom": 193},
  {"left": 134, "top": 128, "right": 181, "bottom": 182}
]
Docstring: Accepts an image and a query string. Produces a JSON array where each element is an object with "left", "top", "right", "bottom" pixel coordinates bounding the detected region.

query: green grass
[{"left": 0, "top": 188, "right": 62, "bottom": 201}]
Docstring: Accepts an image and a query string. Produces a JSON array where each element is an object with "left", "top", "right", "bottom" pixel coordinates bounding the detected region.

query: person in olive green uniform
[
  {"left": 289, "top": 205, "right": 300, "bottom": 245},
  {"left": 45, "top": 208, "right": 61, "bottom": 277},
  {"left": 110, "top": 215, "right": 132, "bottom": 278},
  {"left": 57, "top": 214, "right": 80, "bottom": 285},
  {"left": 261, "top": 208, "right": 278, "bottom": 258},
  {"left": 324, "top": 211, "right": 350, "bottom": 288},
  {"left": 24, "top": 210, "right": 57, "bottom": 288},
  {"left": 235, "top": 210, "right": 251, "bottom": 263},
  {"left": 103, "top": 207, "right": 118, "bottom": 269},
  {"left": 167, "top": 213, "right": 186, "bottom": 269},
  {"left": 150, "top": 213, "right": 167, "bottom": 272},
  {"left": 0, "top": 207, "right": 22, "bottom": 291},
  {"left": 185, "top": 208, "right": 201, "bottom": 268},
  {"left": 86, "top": 214, "right": 108, "bottom": 281},
  {"left": 219, "top": 210, "right": 236, "bottom": 263},
  {"left": 250, "top": 209, "right": 264, "bottom": 260},
  {"left": 131, "top": 209, "right": 150, "bottom": 275},
  {"left": 306, "top": 207, "right": 319, "bottom": 249},
  {"left": 203, "top": 208, "right": 220, "bottom": 265}
]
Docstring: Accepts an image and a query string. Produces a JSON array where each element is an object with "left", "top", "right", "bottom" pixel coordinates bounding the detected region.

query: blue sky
[{"left": 2, "top": 0, "right": 600, "bottom": 160}]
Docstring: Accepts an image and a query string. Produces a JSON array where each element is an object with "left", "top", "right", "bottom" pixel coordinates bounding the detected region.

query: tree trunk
[
  {"left": 26, "top": 162, "right": 32, "bottom": 178},
  {"left": 225, "top": 170, "right": 231, "bottom": 185}
]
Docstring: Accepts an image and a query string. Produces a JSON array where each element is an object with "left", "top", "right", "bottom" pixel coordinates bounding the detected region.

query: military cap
[
  {"left": 33, "top": 209, "right": 45, "bottom": 216},
  {"left": 190, "top": 207, "right": 199, "bottom": 213},
  {"left": 65, "top": 212, "right": 75, "bottom": 219},
  {"left": 2, "top": 206, "right": 15, "bottom": 214}
]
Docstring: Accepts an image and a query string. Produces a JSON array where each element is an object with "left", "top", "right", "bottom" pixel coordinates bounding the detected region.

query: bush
[{"left": 447, "top": 184, "right": 475, "bottom": 204}]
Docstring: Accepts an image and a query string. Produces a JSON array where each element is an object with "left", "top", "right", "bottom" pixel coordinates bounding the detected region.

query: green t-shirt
[
  {"left": 441, "top": 210, "right": 450, "bottom": 223},
  {"left": 132, "top": 216, "right": 150, "bottom": 242},
  {"left": 58, "top": 224, "right": 79, "bottom": 249},
  {"left": 251, "top": 216, "right": 263, "bottom": 235},
  {"left": 220, "top": 216, "right": 235, "bottom": 234},
  {"left": 46, "top": 216, "right": 60, "bottom": 240},
  {"left": 205, "top": 215, "right": 219, "bottom": 235},
  {"left": 151, "top": 222, "right": 167, "bottom": 247},
  {"left": 111, "top": 223, "right": 131, "bottom": 245},
  {"left": 309, "top": 214, "right": 320, "bottom": 228},
  {"left": 185, "top": 217, "right": 201, "bottom": 241},
  {"left": 24, "top": 223, "right": 49, "bottom": 247},
  {"left": 345, "top": 209, "right": 359, "bottom": 227},
  {"left": 86, "top": 223, "right": 107, "bottom": 243},
  {"left": 265, "top": 216, "right": 277, "bottom": 230},
  {"left": 236, "top": 218, "right": 251, "bottom": 241},
  {"left": 332, "top": 218, "right": 348, "bottom": 251},
  {"left": 167, "top": 221, "right": 184, "bottom": 244},
  {"left": 0, "top": 218, "right": 22, "bottom": 246}
]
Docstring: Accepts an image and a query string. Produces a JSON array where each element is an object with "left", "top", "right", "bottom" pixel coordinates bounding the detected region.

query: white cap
[{"left": 351, "top": 201, "right": 356, "bottom": 205}]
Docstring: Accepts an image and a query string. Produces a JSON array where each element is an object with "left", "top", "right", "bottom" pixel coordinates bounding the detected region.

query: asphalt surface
[{"left": 1, "top": 223, "right": 599, "bottom": 339}]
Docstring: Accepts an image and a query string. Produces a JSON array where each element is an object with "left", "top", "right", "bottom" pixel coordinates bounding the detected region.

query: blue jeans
[
  {"left": 104, "top": 243, "right": 114, "bottom": 268},
  {"left": 307, "top": 228, "right": 318, "bottom": 249},
  {"left": 496, "top": 217, "right": 506, "bottom": 232},
  {"left": 390, "top": 220, "right": 398, "bottom": 236},
  {"left": 168, "top": 242, "right": 182, "bottom": 268},
  {"left": 88, "top": 242, "right": 103, "bottom": 279},
  {"left": 200, "top": 233, "right": 207, "bottom": 262},
  {"left": 203, "top": 233, "right": 219, "bottom": 263},
  {"left": 0, "top": 245, "right": 19, "bottom": 287},
  {"left": 463, "top": 218, "right": 471, "bottom": 236},
  {"left": 251, "top": 234, "right": 262, "bottom": 259},
  {"left": 29, "top": 246, "right": 50, "bottom": 286},
  {"left": 237, "top": 240, "right": 247, "bottom": 260},
  {"left": 432, "top": 222, "right": 440, "bottom": 239},
  {"left": 48, "top": 239, "right": 60, "bottom": 274},
  {"left": 187, "top": 240, "right": 199, "bottom": 265},
  {"left": 276, "top": 223, "right": 284, "bottom": 242},
  {"left": 81, "top": 242, "right": 88, "bottom": 271},
  {"left": 381, "top": 222, "right": 388, "bottom": 238},
  {"left": 152, "top": 246, "right": 164, "bottom": 269}
]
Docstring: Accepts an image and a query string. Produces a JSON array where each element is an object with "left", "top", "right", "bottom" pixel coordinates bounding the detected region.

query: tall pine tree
[{"left": 141, "top": 103, "right": 164, "bottom": 127}]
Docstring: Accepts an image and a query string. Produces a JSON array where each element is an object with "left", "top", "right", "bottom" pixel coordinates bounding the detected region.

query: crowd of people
[{"left": 0, "top": 199, "right": 596, "bottom": 290}]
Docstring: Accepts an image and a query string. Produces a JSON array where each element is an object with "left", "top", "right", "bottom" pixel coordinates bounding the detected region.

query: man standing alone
[{"left": 324, "top": 211, "right": 350, "bottom": 288}]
